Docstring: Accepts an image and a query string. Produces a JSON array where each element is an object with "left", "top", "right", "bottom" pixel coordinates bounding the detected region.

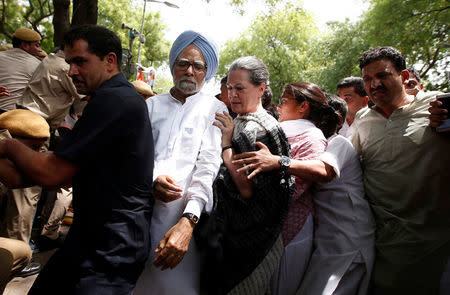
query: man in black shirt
[{"left": 0, "top": 25, "right": 154, "bottom": 294}]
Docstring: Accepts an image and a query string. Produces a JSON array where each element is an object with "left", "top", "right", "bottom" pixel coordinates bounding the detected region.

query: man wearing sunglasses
[{"left": 134, "top": 31, "right": 227, "bottom": 295}]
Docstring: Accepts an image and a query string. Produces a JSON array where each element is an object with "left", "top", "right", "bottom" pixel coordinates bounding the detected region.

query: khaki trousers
[
  {"left": 0, "top": 186, "right": 42, "bottom": 243},
  {"left": 0, "top": 237, "right": 31, "bottom": 293},
  {"left": 40, "top": 188, "right": 72, "bottom": 240}
]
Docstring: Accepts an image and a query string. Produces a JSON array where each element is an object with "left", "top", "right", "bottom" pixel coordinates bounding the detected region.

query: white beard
[{"left": 174, "top": 77, "right": 205, "bottom": 96}]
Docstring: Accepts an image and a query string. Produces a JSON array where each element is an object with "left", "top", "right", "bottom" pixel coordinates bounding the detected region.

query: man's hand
[
  {"left": 0, "top": 86, "right": 9, "bottom": 97},
  {"left": 153, "top": 217, "right": 194, "bottom": 270},
  {"left": 429, "top": 99, "right": 447, "bottom": 128},
  {"left": 153, "top": 175, "right": 182, "bottom": 202},
  {"left": 232, "top": 142, "right": 280, "bottom": 179}
]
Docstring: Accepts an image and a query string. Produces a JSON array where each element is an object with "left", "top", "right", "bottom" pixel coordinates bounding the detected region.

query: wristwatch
[
  {"left": 279, "top": 156, "right": 291, "bottom": 171},
  {"left": 181, "top": 213, "right": 199, "bottom": 225}
]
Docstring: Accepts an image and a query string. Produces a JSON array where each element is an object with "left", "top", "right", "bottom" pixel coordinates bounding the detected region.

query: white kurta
[
  {"left": 133, "top": 91, "right": 227, "bottom": 295},
  {"left": 297, "top": 134, "right": 375, "bottom": 295},
  {"left": 337, "top": 120, "right": 352, "bottom": 138}
]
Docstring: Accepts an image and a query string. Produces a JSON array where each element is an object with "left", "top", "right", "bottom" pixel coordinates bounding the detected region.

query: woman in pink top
[{"left": 270, "top": 82, "right": 339, "bottom": 295}]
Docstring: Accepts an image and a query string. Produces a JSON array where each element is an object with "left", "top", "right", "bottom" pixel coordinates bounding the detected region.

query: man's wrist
[{"left": 181, "top": 212, "right": 199, "bottom": 226}]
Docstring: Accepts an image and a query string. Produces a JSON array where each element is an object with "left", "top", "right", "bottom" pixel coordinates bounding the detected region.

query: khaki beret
[
  {"left": 13, "top": 28, "right": 41, "bottom": 42},
  {"left": 132, "top": 80, "right": 154, "bottom": 97},
  {"left": 0, "top": 109, "right": 50, "bottom": 139},
  {"left": 0, "top": 43, "right": 13, "bottom": 51}
]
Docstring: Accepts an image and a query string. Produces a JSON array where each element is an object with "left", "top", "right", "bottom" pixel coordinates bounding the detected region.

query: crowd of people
[{"left": 0, "top": 24, "right": 448, "bottom": 295}]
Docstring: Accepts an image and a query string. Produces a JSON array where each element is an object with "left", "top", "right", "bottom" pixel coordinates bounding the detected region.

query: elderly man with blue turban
[{"left": 134, "top": 31, "right": 227, "bottom": 295}]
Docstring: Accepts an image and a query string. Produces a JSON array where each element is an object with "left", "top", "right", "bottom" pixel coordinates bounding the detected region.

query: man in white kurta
[{"left": 134, "top": 31, "right": 226, "bottom": 295}]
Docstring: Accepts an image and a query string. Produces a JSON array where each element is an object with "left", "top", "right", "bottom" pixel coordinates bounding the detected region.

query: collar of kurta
[{"left": 280, "top": 119, "right": 316, "bottom": 138}]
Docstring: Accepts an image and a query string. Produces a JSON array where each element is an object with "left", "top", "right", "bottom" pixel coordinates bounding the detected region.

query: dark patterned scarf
[{"left": 195, "top": 109, "right": 294, "bottom": 295}]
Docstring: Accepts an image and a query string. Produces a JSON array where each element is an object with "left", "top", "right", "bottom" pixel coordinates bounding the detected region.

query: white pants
[
  {"left": 270, "top": 214, "right": 314, "bottom": 295},
  {"left": 133, "top": 198, "right": 201, "bottom": 295}
]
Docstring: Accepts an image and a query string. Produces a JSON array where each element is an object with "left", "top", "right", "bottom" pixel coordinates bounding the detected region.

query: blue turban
[{"left": 169, "top": 30, "right": 219, "bottom": 81}]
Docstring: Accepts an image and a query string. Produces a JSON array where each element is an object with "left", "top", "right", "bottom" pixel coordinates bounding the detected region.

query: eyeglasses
[
  {"left": 278, "top": 97, "right": 297, "bottom": 106},
  {"left": 175, "top": 58, "right": 207, "bottom": 72}
]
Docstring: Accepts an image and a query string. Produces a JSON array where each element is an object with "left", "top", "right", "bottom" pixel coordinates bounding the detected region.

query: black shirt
[{"left": 35, "top": 73, "right": 154, "bottom": 293}]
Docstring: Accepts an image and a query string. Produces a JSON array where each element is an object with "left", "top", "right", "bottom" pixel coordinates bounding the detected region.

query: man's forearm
[
  {"left": 0, "top": 158, "right": 29, "bottom": 188},
  {"left": 3, "top": 139, "right": 75, "bottom": 188}
]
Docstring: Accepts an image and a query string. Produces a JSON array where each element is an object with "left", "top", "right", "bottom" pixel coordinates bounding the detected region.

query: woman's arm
[
  {"left": 214, "top": 112, "right": 254, "bottom": 198},
  {"left": 233, "top": 141, "right": 335, "bottom": 182}
]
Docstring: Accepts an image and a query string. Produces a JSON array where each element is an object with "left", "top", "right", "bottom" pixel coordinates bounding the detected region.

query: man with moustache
[
  {"left": 0, "top": 25, "right": 154, "bottom": 294},
  {"left": 134, "top": 31, "right": 227, "bottom": 295},
  {"left": 15, "top": 47, "right": 86, "bottom": 252},
  {"left": 351, "top": 46, "right": 450, "bottom": 294}
]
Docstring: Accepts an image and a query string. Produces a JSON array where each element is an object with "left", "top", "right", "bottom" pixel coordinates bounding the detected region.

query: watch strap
[
  {"left": 181, "top": 212, "right": 199, "bottom": 225},
  {"left": 279, "top": 155, "right": 291, "bottom": 171}
]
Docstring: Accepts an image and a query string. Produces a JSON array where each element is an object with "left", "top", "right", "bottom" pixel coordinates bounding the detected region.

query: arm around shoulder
[{"left": 287, "top": 159, "right": 336, "bottom": 183}]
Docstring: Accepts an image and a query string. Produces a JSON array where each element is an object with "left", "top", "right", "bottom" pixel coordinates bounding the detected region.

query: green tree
[
  {"left": 0, "top": 0, "right": 170, "bottom": 76},
  {"left": 314, "top": 0, "right": 449, "bottom": 93},
  {"left": 0, "top": 0, "right": 54, "bottom": 53},
  {"left": 310, "top": 20, "right": 369, "bottom": 93},
  {"left": 218, "top": 3, "right": 320, "bottom": 101},
  {"left": 97, "top": 0, "right": 170, "bottom": 79},
  {"left": 361, "top": 0, "right": 449, "bottom": 91}
]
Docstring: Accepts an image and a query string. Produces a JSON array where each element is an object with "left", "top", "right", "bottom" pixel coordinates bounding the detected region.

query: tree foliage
[
  {"left": 98, "top": 0, "right": 170, "bottom": 69},
  {"left": 310, "top": 21, "right": 369, "bottom": 93},
  {"left": 1, "top": 0, "right": 447, "bottom": 90},
  {"left": 218, "top": 3, "right": 320, "bottom": 101},
  {"left": 315, "top": 0, "right": 449, "bottom": 92},
  {"left": 219, "top": 0, "right": 449, "bottom": 95},
  {"left": 0, "top": 0, "right": 54, "bottom": 52},
  {"left": 361, "top": 0, "right": 449, "bottom": 91},
  {"left": 0, "top": 0, "right": 170, "bottom": 76}
]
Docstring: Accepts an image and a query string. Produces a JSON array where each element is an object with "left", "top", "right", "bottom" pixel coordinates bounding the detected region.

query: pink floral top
[{"left": 280, "top": 119, "right": 327, "bottom": 246}]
